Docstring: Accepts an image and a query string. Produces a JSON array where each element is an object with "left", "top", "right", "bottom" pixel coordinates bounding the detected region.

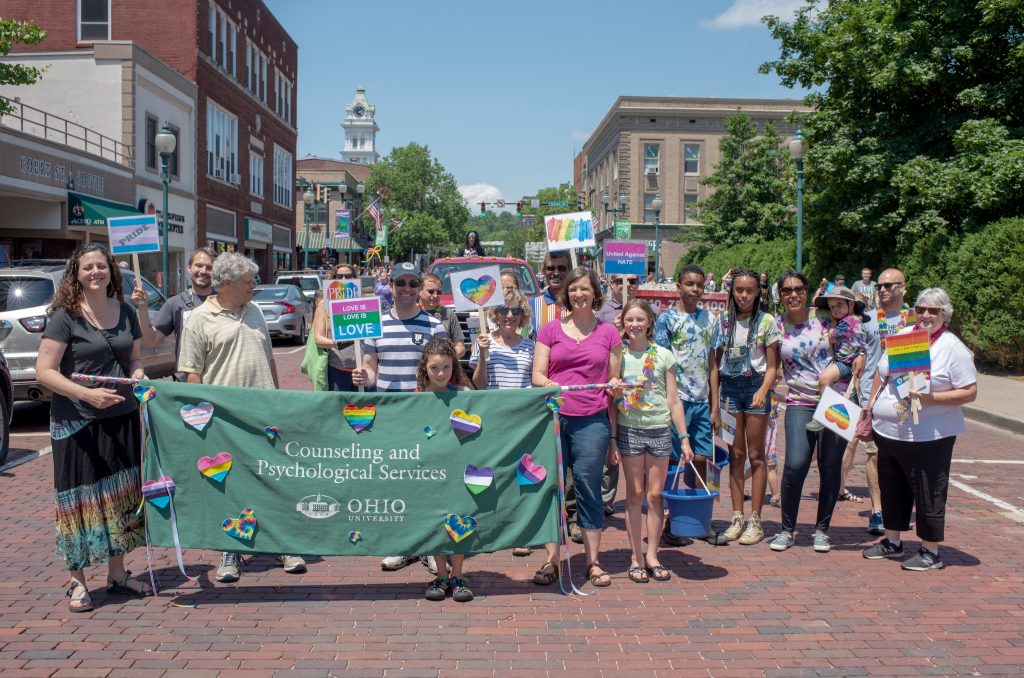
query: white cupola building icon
[{"left": 341, "top": 86, "right": 380, "bottom": 164}]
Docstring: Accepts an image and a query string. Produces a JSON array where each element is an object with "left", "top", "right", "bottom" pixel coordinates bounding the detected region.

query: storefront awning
[
  {"left": 295, "top": 227, "right": 327, "bottom": 250},
  {"left": 68, "top": 192, "right": 140, "bottom": 227},
  {"left": 332, "top": 237, "right": 364, "bottom": 252}
]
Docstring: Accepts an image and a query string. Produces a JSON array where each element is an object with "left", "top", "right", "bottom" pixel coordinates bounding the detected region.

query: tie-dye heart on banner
[
  {"left": 517, "top": 453, "right": 547, "bottom": 485},
  {"left": 423, "top": 426, "right": 437, "bottom": 439},
  {"left": 142, "top": 476, "right": 174, "bottom": 509},
  {"left": 223, "top": 508, "right": 257, "bottom": 540},
  {"left": 348, "top": 530, "right": 362, "bottom": 544},
  {"left": 263, "top": 425, "right": 280, "bottom": 441},
  {"left": 343, "top": 404, "right": 376, "bottom": 433},
  {"left": 443, "top": 513, "right": 478, "bottom": 542},
  {"left": 449, "top": 409, "right": 482, "bottom": 441},
  {"left": 464, "top": 465, "right": 494, "bottom": 494},
  {"left": 197, "top": 452, "right": 233, "bottom": 483},
  {"left": 458, "top": 275, "right": 497, "bottom": 306},
  {"left": 180, "top": 402, "right": 215, "bottom": 431},
  {"left": 133, "top": 384, "right": 156, "bottom": 403}
]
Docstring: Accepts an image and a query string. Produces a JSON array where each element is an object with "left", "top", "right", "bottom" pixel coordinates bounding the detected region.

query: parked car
[
  {"left": 274, "top": 271, "right": 322, "bottom": 302},
  {"left": 0, "top": 345, "right": 13, "bottom": 466},
  {"left": 252, "top": 284, "right": 313, "bottom": 344},
  {"left": 0, "top": 264, "right": 176, "bottom": 402}
]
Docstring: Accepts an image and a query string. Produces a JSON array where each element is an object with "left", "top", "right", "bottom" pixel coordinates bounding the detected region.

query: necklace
[{"left": 617, "top": 341, "right": 657, "bottom": 412}]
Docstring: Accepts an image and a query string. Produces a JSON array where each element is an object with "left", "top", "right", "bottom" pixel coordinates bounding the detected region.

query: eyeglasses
[
  {"left": 780, "top": 286, "right": 807, "bottom": 295},
  {"left": 423, "top": 288, "right": 442, "bottom": 296},
  {"left": 496, "top": 307, "right": 523, "bottom": 316},
  {"left": 914, "top": 305, "right": 942, "bottom": 316},
  {"left": 877, "top": 282, "right": 904, "bottom": 291},
  {"left": 612, "top": 278, "right": 639, "bottom": 285},
  {"left": 544, "top": 264, "right": 569, "bottom": 273},
  {"left": 393, "top": 279, "right": 421, "bottom": 288},
  {"left": 336, "top": 273, "right": 355, "bottom": 279}
]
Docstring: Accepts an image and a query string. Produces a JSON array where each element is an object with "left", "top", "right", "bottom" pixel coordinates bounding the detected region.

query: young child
[
  {"left": 415, "top": 338, "right": 475, "bottom": 602},
  {"left": 615, "top": 300, "right": 694, "bottom": 583},
  {"left": 808, "top": 286, "right": 867, "bottom": 431}
]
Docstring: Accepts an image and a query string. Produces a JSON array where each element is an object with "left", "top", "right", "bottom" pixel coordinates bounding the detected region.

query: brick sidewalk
[{"left": 2, "top": 419, "right": 1023, "bottom": 677}]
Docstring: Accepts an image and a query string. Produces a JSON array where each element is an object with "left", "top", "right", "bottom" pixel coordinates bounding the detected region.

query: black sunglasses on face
[
  {"left": 496, "top": 307, "right": 523, "bottom": 315},
  {"left": 545, "top": 265, "right": 569, "bottom": 272},
  {"left": 612, "top": 277, "right": 639, "bottom": 285},
  {"left": 781, "top": 286, "right": 807, "bottom": 295},
  {"left": 877, "top": 282, "right": 904, "bottom": 291},
  {"left": 393, "top": 279, "right": 421, "bottom": 288}
]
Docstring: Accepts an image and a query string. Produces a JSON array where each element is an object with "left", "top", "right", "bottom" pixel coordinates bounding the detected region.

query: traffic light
[
  {"left": 516, "top": 201, "right": 522, "bottom": 216},
  {"left": 318, "top": 184, "right": 329, "bottom": 203},
  {"left": 575, "top": 194, "right": 584, "bottom": 210},
  {"left": 479, "top": 202, "right": 486, "bottom": 215}
]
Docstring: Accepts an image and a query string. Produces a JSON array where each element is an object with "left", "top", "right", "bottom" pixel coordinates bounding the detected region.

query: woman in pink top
[{"left": 532, "top": 267, "right": 622, "bottom": 587}]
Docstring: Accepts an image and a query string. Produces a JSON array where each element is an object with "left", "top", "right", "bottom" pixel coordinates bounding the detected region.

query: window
[
  {"left": 644, "top": 143, "right": 660, "bottom": 174},
  {"left": 643, "top": 194, "right": 658, "bottom": 223},
  {"left": 209, "top": 3, "right": 237, "bottom": 76},
  {"left": 206, "top": 100, "right": 237, "bottom": 182},
  {"left": 274, "top": 70, "right": 293, "bottom": 123},
  {"left": 208, "top": 6, "right": 215, "bottom": 55},
  {"left": 273, "top": 144, "right": 292, "bottom": 207},
  {"left": 249, "top": 153, "right": 264, "bottom": 197},
  {"left": 167, "top": 127, "right": 179, "bottom": 178},
  {"left": 684, "top": 144, "right": 700, "bottom": 175},
  {"left": 247, "top": 43, "right": 268, "bottom": 102},
  {"left": 145, "top": 116, "right": 157, "bottom": 170},
  {"left": 684, "top": 193, "right": 699, "bottom": 223},
  {"left": 79, "top": 0, "right": 110, "bottom": 41}
]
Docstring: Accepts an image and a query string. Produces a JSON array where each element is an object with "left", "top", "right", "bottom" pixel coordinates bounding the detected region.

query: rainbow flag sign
[
  {"left": 326, "top": 296, "right": 382, "bottom": 341},
  {"left": 544, "top": 211, "right": 596, "bottom": 251},
  {"left": 886, "top": 329, "right": 931, "bottom": 376}
]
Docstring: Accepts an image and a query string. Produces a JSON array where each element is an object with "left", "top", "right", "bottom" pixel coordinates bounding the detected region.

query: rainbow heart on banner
[
  {"left": 517, "top": 453, "right": 547, "bottom": 485},
  {"left": 343, "top": 404, "right": 376, "bottom": 433},
  {"left": 450, "top": 409, "right": 482, "bottom": 441},
  {"left": 142, "top": 475, "right": 174, "bottom": 509},
  {"left": 133, "top": 385, "right": 156, "bottom": 403},
  {"left": 180, "top": 402, "right": 214, "bottom": 431},
  {"left": 443, "top": 513, "right": 478, "bottom": 542},
  {"left": 197, "top": 452, "right": 233, "bottom": 483},
  {"left": 459, "top": 276, "right": 497, "bottom": 306},
  {"left": 464, "top": 465, "right": 494, "bottom": 494},
  {"left": 263, "top": 425, "right": 279, "bottom": 441},
  {"left": 348, "top": 530, "right": 362, "bottom": 544},
  {"left": 223, "top": 508, "right": 257, "bottom": 540}
]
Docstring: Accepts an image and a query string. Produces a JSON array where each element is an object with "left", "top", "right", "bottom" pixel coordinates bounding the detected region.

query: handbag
[
  {"left": 855, "top": 380, "right": 885, "bottom": 442},
  {"left": 298, "top": 325, "right": 329, "bottom": 391}
]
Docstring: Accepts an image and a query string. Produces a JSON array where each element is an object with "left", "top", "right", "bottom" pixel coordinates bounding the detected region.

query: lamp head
[
  {"left": 651, "top": 194, "right": 663, "bottom": 213},
  {"left": 155, "top": 121, "right": 176, "bottom": 156},
  {"left": 303, "top": 188, "right": 314, "bottom": 205},
  {"left": 789, "top": 129, "right": 808, "bottom": 160}
]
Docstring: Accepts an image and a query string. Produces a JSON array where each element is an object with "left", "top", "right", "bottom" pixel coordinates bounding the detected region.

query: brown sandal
[
  {"left": 532, "top": 560, "right": 559, "bottom": 585},
  {"left": 586, "top": 561, "right": 612, "bottom": 587}
]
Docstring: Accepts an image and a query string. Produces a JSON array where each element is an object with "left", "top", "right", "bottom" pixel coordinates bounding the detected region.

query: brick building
[{"left": 2, "top": 0, "right": 299, "bottom": 279}]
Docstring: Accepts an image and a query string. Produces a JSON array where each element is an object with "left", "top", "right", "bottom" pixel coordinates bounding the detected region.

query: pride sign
[
  {"left": 886, "top": 329, "right": 931, "bottom": 376},
  {"left": 544, "top": 211, "right": 596, "bottom": 251},
  {"left": 107, "top": 214, "right": 160, "bottom": 255},
  {"left": 604, "top": 240, "right": 647, "bottom": 276},
  {"left": 327, "top": 296, "right": 383, "bottom": 341}
]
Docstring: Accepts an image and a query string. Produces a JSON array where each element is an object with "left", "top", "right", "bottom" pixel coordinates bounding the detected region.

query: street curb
[
  {"left": 965, "top": 405, "right": 1024, "bottom": 436},
  {"left": 0, "top": 445, "right": 51, "bottom": 474}
]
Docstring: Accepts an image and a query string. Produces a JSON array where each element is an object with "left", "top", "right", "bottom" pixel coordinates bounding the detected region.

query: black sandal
[
  {"left": 66, "top": 580, "right": 94, "bottom": 613},
  {"left": 627, "top": 565, "right": 649, "bottom": 584},
  {"left": 647, "top": 564, "right": 672, "bottom": 581},
  {"left": 106, "top": 571, "right": 152, "bottom": 596},
  {"left": 585, "top": 561, "right": 612, "bottom": 587},
  {"left": 532, "top": 561, "right": 559, "bottom": 586}
]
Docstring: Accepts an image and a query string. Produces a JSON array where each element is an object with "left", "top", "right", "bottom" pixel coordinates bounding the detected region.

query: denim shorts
[
  {"left": 617, "top": 425, "right": 672, "bottom": 458},
  {"left": 672, "top": 400, "right": 713, "bottom": 460},
  {"left": 829, "top": 359, "right": 854, "bottom": 381},
  {"left": 720, "top": 373, "right": 772, "bottom": 415}
]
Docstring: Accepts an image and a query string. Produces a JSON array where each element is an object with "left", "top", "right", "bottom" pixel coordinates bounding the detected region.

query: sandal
[
  {"left": 838, "top": 490, "right": 863, "bottom": 502},
  {"left": 66, "top": 580, "right": 94, "bottom": 613},
  {"left": 627, "top": 565, "right": 649, "bottom": 584},
  {"left": 512, "top": 547, "right": 533, "bottom": 557},
  {"left": 585, "top": 561, "right": 612, "bottom": 588},
  {"left": 532, "top": 561, "right": 559, "bottom": 586},
  {"left": 646, "top": 564, "right": 672, "bottom": 582},
  {"left": 106, "top": 571, "right": 152, "bottom": 596}
]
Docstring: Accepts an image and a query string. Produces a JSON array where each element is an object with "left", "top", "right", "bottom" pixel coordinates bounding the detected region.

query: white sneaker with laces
[
  {"left": 380, "top": 555, "right": 418, "bottom": 571},
  {"left": 216, "top": 552, "right": 241, "bottom": 582},
  {"left": 275, "top": 554, "right": 307, "bottom": 573}
]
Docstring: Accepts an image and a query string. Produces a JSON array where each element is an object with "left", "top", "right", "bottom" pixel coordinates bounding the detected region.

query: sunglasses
[
  {"left": 877, "top": 282, "right": 904, "bottom": 291},
  {"left": 393, "top": 279, "right": 421, "bottom": 288},
  {"left": 545, "top": 265, "right": 569, "bottom": 273},
  {"left": 423, "top": 288, "right": 442, "bottom": 295},
  {"left": 336, "top": 273, "right": 355, "bottom": 279},
  {"left": 612, "top": 278, "right": 639, "bottom": 285},
  {"left": 496, "top": 307, "right": 523, "bottom": 316},
  {"left": 780, "top": 286, "right": 807, "bottom": 295},
  {"left": 914, "top": 305, "right": 942, "bottom": 316}
]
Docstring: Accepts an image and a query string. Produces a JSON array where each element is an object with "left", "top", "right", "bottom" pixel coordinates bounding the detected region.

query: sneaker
[
  {"left": 215, "top": 552, "right": 241, "bottom": 583},
  {"left": 738, "top": 514, "right": 764, "bottom": 545},
  {"left": 868, "top": 511, "right": 884, "bottom": 535},
  {"left": 862, "top": 538, "right": 904, "bottom": 560},
  {"left": 380, "top": 555, "right": 418, "bottom": 571},
  {"left": 450, "top": 576, "right": 474, "bottom": 602},
  {"left": 769, "top": 531, "right": 795, "bottom": 551},
  {"left": 422, "top": 556, "right": 438, "bottom": 575},
  {"left": 722, "top": 513, "right": 746, "bottom": 542},
  {"left": 806, "top": 418, "right": 825, "bottom": 432},
  {"left": 768, "top": 495, "right": 782, "bottom": 508},
  {"left": 424, "top": 576, "right": 450, "bottom": 601},
  {"left": 274, "top": 555, "right": 306, "bottom": 573},
  {"left": 812, "top": 532, "right": 831, "bottom": 553},
  {"left": 568, "top": 523, "right": 584, "bottom": 544},
  {"left": 662, "top": 527, "right": 687, "bottom": 547},
  {"left": 901, "top": 547, "right": 944, "bottom": 571}
]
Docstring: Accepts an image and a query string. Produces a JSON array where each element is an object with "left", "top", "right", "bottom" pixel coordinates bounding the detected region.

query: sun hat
[{"left": 815, "top": 285, "right": 866, "bottom": 317}]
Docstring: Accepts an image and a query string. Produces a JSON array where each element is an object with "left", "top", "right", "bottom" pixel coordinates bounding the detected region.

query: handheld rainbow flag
[{"left": 886, "top": 329, "right": 931, "bottom": 376}]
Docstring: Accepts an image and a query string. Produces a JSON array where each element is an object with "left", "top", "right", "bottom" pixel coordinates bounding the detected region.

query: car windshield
[
  {"left": 0, "top": 277, "right": 55, "bottom": 311},
  {"left": 430, "top": 262, "right": 538, "bottom": 296},
  {"left": 254, "top": 287, "right": 291, "bottom": 301},
  {"left": 278, "top": 277, "right": 319, "bottom": 291}
]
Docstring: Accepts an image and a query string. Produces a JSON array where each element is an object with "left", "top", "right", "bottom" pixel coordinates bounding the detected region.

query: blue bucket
[{"left": 664, "top": 486, "right": 718, "bottom": 537}]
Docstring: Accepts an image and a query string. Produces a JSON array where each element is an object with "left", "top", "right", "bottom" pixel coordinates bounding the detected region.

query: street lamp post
[
  {"left": 355, "top": 182, "right": 365, "bottom": 240},
  {"left": 789, "top": 129, "right": 808, "bottom": 272},
  {"left": 601, "top": 190, "right": 629, "bottom": 221},
  {"left": 651, "top": 193, "right": 663, "bottom": 280},
  {"left": 155, "top": 122, "right": 176, "bottom": 296},
  {"left": 302, "top": 183, "right": 314, "bottom": 269}
]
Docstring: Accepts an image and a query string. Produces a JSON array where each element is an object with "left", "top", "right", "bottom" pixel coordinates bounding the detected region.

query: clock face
[{"left": 353, "top": 105, "right": 365, "bottom": 118}]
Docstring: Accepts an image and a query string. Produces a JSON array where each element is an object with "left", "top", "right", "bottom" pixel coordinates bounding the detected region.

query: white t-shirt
[
  {"left": 872, "top": 328, "right": 977, "bottom": 442},
  {"left": 716, "top": 311, "right": 782, "bottom": 374}
]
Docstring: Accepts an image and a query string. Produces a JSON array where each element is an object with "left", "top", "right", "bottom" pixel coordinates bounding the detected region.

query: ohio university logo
[{"left": 345, "top": 497, "right": 407, "bottom": 523}]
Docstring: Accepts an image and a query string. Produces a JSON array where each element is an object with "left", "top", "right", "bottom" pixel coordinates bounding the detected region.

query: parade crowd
[{"left": 36, "top": 242, "right": 977, "bottom": 610}]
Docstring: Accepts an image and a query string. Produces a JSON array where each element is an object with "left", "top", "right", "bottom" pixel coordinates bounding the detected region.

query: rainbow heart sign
[
  {"left": 464, "top": 465, "right": 494, "bottom": 494},
  {"left": 223, "top": 508, "right": 257, "bottom": 541},
  {"left": 450, "top": 409, "right": 482, "bottom": 441},
  {"left": 263, "top": 425, "right": 279, "bottom": 441},
  {"left": 443, "top": 513, "right": 478, "bottom": 543},
  {"left": 517, "top": 453, "right": 547, "bottom": 485},
  {"left": 197, "top": 452, "right": 233, "bottom": 483},
  {"left": 343, "top": 404, "right": 376, "bottom": 433},
  {"left": 180, "top": 402, "right": 214, "bottom": 431},
  {"left": 824, "top": 404, "right": 851, "bottom": 429},
  {"left": 133, "top": 384, "right": 156, "bottom": 403},
  {"left": 142, "top": 476, "right": 175, "bottom": 509},
  {"left": 811, "top": 387, "right": 862, "bottom": 442},
  {"left": 448, "top": 265, "right": 504, "bottom": 312}
]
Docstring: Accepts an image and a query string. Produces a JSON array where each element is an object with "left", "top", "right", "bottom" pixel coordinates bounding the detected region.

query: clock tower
[{"left": 341, "top": 86, "right": 380, "bottom": 164}]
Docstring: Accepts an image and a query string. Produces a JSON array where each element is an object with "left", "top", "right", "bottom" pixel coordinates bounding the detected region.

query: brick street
[{"left": 1, "top": 343, "right": 1022, "bottom": 677}]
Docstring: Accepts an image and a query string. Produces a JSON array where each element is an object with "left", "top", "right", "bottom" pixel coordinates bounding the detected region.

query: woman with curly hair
[{"left": 36, "top": 243, "right": 151, "bottom": 612}]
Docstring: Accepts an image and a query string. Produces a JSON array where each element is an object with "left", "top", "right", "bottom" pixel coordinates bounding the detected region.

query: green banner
[
  {"left": 141, "top": 381, "right": 560, "bottom": 556},
  {"left": 613, "top": 219, "right": 632, "bottom": 239}
]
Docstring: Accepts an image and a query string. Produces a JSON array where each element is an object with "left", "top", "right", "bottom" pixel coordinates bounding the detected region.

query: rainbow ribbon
[
  {"left": 72, "top": 373, "right": 139, "bottom": 385},
  {"left": 363, "top": 246, "right": 383, "bottom": 265},
  {"left": 560, "top": 381, "right": 641, "bottom": 392}
]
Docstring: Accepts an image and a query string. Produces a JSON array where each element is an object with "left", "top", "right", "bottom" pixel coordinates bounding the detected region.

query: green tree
[
  {"left": 0, "top": 18, "right": 47, "bottom": 114},
  {"left": 760, "top": 0, "right": 1024, "bottom": 274},
  {"left": 366, "top": 143, "right": 470, "bottom": 260},
  {"left": 684, "top": 112, "right": 793, "bottom": 261}
]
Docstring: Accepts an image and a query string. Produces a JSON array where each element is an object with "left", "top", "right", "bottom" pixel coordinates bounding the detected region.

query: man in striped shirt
[{"left": 530, "top": 251, "right": 570, "bottom": 337}]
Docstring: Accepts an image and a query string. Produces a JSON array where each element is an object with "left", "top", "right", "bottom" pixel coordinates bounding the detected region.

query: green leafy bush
[{"left": 679, "top": 238, "right": 805, "bottom": 285}]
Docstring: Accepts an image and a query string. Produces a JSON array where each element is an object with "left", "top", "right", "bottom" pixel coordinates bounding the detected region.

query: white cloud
[
  {"left": 568, "top": 129, "right": 590, "bottom": 143},
  {"left": 458, "top": 182, "right": 505, "bottom": 212},
  {"left": 701, "top": 0, "right": 804, "bottom": 30}
]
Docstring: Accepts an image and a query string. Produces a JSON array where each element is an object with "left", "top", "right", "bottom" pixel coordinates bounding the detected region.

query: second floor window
[
  {"left": 273, "top": 145, "right": 292, "bottom": 207},
  {"left": 684, "top": 144, "right": 700, "bottom": 175},
  {"left": 644, "top": 144, "right": 660, "bottom": 174},
  {"left": 79, "top": 0, "right": 110, "bottom": 41},
  {"left": 249, "top": 153, "right": 264, "bottom": 198},
  {"left": 207, "top": 100, "right": 237, "bottom": 182}
]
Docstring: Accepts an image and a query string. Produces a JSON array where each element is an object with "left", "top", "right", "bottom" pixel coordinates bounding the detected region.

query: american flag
[
  {"left": 367, "top": 198, "right": 382, "bottom": 231},
  {"left": 391, "top": 217, "right": 404, "bottom": 231}
]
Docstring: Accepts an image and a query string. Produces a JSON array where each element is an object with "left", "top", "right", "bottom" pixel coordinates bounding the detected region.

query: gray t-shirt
[
  {"left": 152, "top": 288, "right": 212, "bottom": 356},
  {"left": 851, "top": 280, "right": 876, "bottom": 309},
  {"left": 43, "top": 304, "right": 142, "bottom": 421}
]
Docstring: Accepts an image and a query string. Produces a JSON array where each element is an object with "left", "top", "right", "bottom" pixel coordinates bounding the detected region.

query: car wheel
[
  {"left": 294, "top": 319, "right": 307, "bottom": 345},
  {"left": 0, "top": 395, "right": 9, "bottom": 467}
]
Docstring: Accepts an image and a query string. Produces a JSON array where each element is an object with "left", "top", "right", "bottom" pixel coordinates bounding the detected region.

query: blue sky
[{"left": 265, "top": 0, "right": 810, "bottom": 210}]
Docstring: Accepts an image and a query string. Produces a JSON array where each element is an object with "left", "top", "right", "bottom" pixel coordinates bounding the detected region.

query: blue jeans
[
  {"left": 560, "top": 412, "right": 611, "bottom": 530},
  {"left": 780, "top": 405, "right": 845, "bottom": 533},
  {"left": 328, "top": 366, "right": 374, "bottom": 392},
  {"left": 720, "top": 373, "right": 772, "bottom": 415}
]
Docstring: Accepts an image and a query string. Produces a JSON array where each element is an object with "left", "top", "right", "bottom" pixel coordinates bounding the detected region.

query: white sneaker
[
  {"left": 812, "top": 532, "right": 832, "bottom": 553},
  {"left": 422, "top": 556, "right": 438, "bottom": 575},
  {"left": 380, "top": 555, "right": 418, "bottom": 571},
  {"left": 769, "top": 531, "right": 795, "bottom": 551},
  {"left": 275, "top": 554, "right": 307, "bottom": 573},
  {"left": 215, "top": 552, "right": 241, "bottom": 582}
]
